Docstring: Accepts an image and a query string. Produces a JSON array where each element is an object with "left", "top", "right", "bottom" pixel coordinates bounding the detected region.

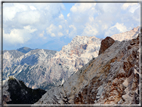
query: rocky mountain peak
[
  {"left": 17, "top": 47, "right": 33, "bottom": 53},
  {"left": 3, "top": 51, "right": 13, "bottom": 60},
  {"left": 70, "top": 35, "right": 100, "bottom": 46},
  {"left": 132, "top": 26, "right": 140, "bottom": 32},
  {"left": 60, "top": 36, "right": 100, "bottom": 56},
  {"left": 111, "top": 26, "right": 140, "bottom": 41},
  {"left": 52, "top": 35, "right": 101, "bottom": 74},
  {"left": 98, "top": 36, "right": 115, "bottom": 55}
]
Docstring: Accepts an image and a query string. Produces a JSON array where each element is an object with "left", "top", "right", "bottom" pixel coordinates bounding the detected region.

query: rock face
[
  {"left": 47, "top": 36, "right": 101, "bottom": 85},
  {"left": 3, "top": 76, "right": 46, "bottom": 104},
  {"left": 98, "top": 37, "right": 115, "bottom": 55},
  {"left": 34, "top": 34, "right": 140, "bottom": 105},
  {"left": 2, "top": 49, "right": 57, "bottom": 89}
]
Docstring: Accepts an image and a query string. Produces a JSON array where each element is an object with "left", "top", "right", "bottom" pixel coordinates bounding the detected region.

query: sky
[{"left": 2, "top": 1, "right": 141, "bottom": 51}]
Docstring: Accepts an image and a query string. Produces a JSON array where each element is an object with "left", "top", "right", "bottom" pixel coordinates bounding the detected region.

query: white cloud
[
  {"left": 82, "top": 24, "right": 98, "bottom": 36},
  {"left": 4, "top": 6, "right": 17, "bottom": 21},
  {"left": 30, "top": 6, "right": 36, "bottom": 10},
  {"left": 17, "top": 11, "right": 40, "bottom": 24},
  {"left": 39, "top": 31, "right": 44, "bottom": 37},
  {"left": 23, "top": 25, "right": 37, "bottom": 33},
  {"left": 129, "top": 4, "right": 140, "bottom": 13},
  {"left": 3, "top": 3, "right": 140, "bottom": 50},
  {"left": 68, "top": 3, "right": 98, "bottom": 28},
  {"left": 3, "top": 3, "right": 66, "bottom": 49},
  {"left": 59, "top": 25, "right": 62, "bottom": 29},
  {"left": 113, "top": 23, "right": 127, "bottom": 32},
  {"left": 14, "top": 3, "right": 28, "bottom": 11},
  {"left": 68, "top": 25, "right": 77, "bottom": 38},
  {"left": 66, "top": 30, "right": 69, "bottom": 34},
  {"left": 3, "top": 3, "right": 28, "bottom": 21},
  {"left": 89, "top": 16, "right": 94, "bottom": 22},
  {"left": 51, "top": 33, "right": 56, "bottom": 37},
  {"left": 69, "top": 25, "right": 76, "bottom": 31},
  {"left": 59, "top": 14, "right": 64, "bottom": 19},
  {"left": 70, "top": 3, "right": 96, "bottom": 13},
  {"left": 46, "top": 24, "right": 63, "bottom": 37},
  {"left": 67, "top": 13, "right": 70, "bottom": 17},
  {"left": 58, "top": 32, "right": 63, "bottom": 37},
  {"left": 46, "top": 24, "right": 56, "bottom": 34},
  {"left": 104, "top": 23, "right": 128, "bottom": 37},
  {"left": 121, "top": 3, "right": 138, "bottom": 10},
  {"left": 96, "top": 3, "right": 120, "bottom": 14},
  {"left": 3, "top": 24, "right": 37, "bottom": 45},
  {"left": 3, "top": 28, "right": 32, "bottom": 44},
  {"left": 102, "top": 24, "right": 108, "bottom": 30},
  {"left": 3, "top": 3, "right": 65, "bottom": 33}
]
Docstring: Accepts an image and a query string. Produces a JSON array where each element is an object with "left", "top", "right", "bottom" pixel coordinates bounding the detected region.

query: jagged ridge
[{"left": 34, "top": 34, "right": 140, "bottom": 105}]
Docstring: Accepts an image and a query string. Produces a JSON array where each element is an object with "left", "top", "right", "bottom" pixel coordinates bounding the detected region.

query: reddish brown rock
[{"left": 98, "top": 37, "right": 115, "bottom": 55}]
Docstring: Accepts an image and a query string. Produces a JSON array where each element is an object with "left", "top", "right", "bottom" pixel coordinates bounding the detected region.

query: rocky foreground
[{"left": 33, "top": 34, "right": 140, "bottom": 105}]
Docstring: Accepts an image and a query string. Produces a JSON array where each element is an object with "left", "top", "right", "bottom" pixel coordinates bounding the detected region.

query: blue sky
[{"left": 2, "top": 2, "right": 140, "bottom": 51}]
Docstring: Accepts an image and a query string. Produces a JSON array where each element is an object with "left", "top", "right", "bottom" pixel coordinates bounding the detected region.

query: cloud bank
[{"left": 2, "top": 2, "right": 140, "bottom": 50}]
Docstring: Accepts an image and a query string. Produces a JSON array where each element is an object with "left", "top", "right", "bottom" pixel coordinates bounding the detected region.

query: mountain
[
  {"left": 2, "top": 36, "right": 101, "bottom": 90},
  {"left": 46, "top": 36, "right": 101, "bottom": 83},
  {"left": 3, "top": 50, "right": 25, "bottom": 58},
  {"left": 34, "top": 34, "right": 140, "bottom": 105},
  {"left": 111, "top": 26, "right": 139, "bottom": 41},
  {"left": 3, "top": 76, "right": 46, "bottom": 104},
  {"left": 2, "top": 27, "right": 140, "bottom": 90},
  {"left": 2, "top": 48, "right": 57, "bottom": 88},
  {"left": 2, "top": 27, "right": 140, "bottom": 105},
  {"left": 17, "top": 47, "right": 33, "bottom": 53}
]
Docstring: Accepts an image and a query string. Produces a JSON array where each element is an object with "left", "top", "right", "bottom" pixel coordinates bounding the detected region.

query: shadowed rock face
[
  {"left": 98, "top": 37, "right": 115, "bottom": 55},
  {"left": 34, "top": 34, "right": 140, "bottom": 105},
  {"left": 3, "top": 77, "right": 46, "bottom": 104}
]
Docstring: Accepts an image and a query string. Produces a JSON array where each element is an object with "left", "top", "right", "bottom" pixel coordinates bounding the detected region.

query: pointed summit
[{"left": 17, "top": 47, "right": 33, "bottom": 53}]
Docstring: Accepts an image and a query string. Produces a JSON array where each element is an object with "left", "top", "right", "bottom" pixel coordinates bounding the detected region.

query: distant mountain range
[
  {"left": 2, "top": 26, "right": 140, "bottom": 91},
  {"left": 2, "top": 36, "right": 101, "bottom": 90},
  {"left": 2, "top": 48, "right": 57, "bottom": 89}
]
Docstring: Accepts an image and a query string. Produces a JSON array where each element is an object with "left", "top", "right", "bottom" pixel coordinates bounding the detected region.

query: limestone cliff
[{"left": 34, "top": 34, "right": 140, "bottom": 105}]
